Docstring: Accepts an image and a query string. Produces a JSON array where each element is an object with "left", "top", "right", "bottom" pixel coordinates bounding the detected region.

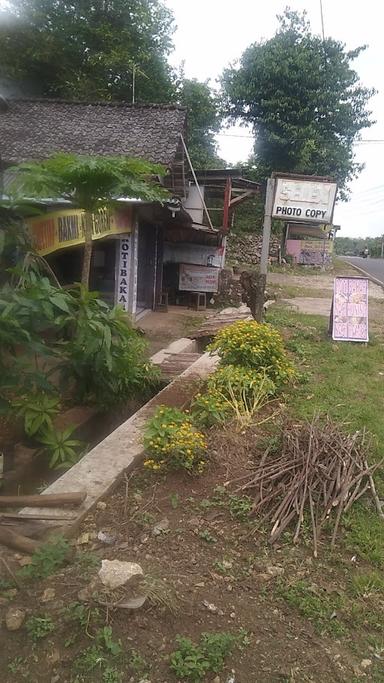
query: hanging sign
[
  {"left": 332, "top": 277, "right": 369, "bottom": 342},
  {"left": 116, "top": 236, "right": 131, "bottom": 311},
  {"left": 179, "top": 263, "right": 219, "bottom": 293},
  {"left": 272, "top": 178, "right": 337, "bottom": 224},
  {"left": 28, "top": 207, "right": 132, "bottom": 256}
]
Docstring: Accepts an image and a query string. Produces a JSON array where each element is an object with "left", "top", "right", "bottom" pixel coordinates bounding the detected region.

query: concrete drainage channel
[{"left": 19, "top": 340, "right": 217, "bottom": 535}]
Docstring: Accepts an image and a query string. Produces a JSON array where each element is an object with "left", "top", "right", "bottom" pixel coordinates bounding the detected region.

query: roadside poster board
[
  {"left": 272, "top": 177, "right": 337, "bottom": 224},
  {"left": 179, "top": 263, "right": 219, "bottom": 293},
  {"left": 332, "top": 277, "right": 369, "bottom": 342}
]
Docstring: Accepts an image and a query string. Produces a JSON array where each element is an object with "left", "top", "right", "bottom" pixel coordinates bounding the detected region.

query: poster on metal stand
[{"left": 331, "top": 277, "right": 369, "bottom": 342}]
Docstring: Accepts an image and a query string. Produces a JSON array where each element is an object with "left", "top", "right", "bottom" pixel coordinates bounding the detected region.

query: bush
[
  {"left": 58, "top": 286, "right": 160, "bottom": 408},
  {"left": 144, "top": 406, "right": 207, "bottom": 473},
  {"left": 191, "top": 366, "right": 276, "bottom": 428},
  {"left": 190, "top": 390, "right": 231, "bottom": 428},
  {"left": 207, "top": 364, "right": 276, "bottom": 399},
  {"left": 169, "top": 632, "right": 238, "bottom": 682},
  {"left": 208, "top": 320, "right": 295, "bottom": 385}
]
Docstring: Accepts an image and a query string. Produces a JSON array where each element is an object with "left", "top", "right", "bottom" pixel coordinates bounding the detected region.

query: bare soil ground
[
  {"left": 138, "top": 307, "right": 208, "bottom": 355},
  {"left": 0, "top": 423, "right": 380, "bottom": 683}
]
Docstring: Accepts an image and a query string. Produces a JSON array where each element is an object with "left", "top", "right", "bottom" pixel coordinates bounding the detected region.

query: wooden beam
[
  {"left": 0, "top": 492, "right": 87, "bottom": 508},
  {"left": 229, "top": 191, "right": 255, "bottom": 209}
]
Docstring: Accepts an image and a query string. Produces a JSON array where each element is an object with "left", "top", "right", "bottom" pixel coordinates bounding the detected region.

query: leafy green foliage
[
  {"left": 19, "top": 536, "right": 70, "bottom": 580},
  {"left": 10, "top": 154, "right": 168, "bottom": 214},
  {"left": 208, "top": 320, "right": 295, "bottom": 386},
  {"left": 0, "top": 0, "right": 175, "bottom": 103},
  {"left": 12, "top": 394, "right": 60, "bottom": 436},
  {"left": 144, "top": 405, "right": 207, "bottom": 473},
  {"left": 36, "top": 424, "right": 84, "bottom": 469},
  {"left": 176, "top": 76, "right": 224, "bottom": 169},
  {"left": 58, "top": 286, "right": 160, "bottom": 407},
  {"left": 221, "top": 8, "right": 375, "bottom": 195},
  {"left": 190, "top": 390, "right": 231, "bottom": 428},
  {"left": 96, "top": 627, "right": 122, "bottom": 656},
  {"left": 344, "top": 506, "right": 384, "bottom": 568},
  {"left": 169, "top": 631, "right": 238, "bottom": 681},
  {"left": 26, "top": 615, "right": 55, "bottom": 641},
  {"left": 277, "top": 579, "right": 346, "bottom": 636}
]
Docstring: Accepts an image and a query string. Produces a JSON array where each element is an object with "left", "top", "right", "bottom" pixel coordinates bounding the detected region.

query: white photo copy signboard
[{"left": 272, "top": 178, "right": 337, "bottom": 224}]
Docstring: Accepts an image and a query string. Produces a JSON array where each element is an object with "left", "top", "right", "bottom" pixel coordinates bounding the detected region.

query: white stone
[
  {"left": 360, "top": 659, "right": 372, "bottom": 669},
  {"left": 5, "top": 607, "right": 25, "bottom": 631},
  {"left": 98, "top": 559, "right": 143, "bottom": 590}
]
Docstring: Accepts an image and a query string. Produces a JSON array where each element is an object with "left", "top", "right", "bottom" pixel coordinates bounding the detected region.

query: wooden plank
[
  {"left": 0, "top": 492, "right": 87, "bottom": 508},
  {"left": 0, "top": 526, "right": 40, "bottom": 553}
]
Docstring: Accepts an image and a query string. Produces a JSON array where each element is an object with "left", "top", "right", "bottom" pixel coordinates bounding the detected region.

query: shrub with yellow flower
[
  {"left": 208, "top": 320, "right": 295, "bottom": 386},
  {"left": 144, "top": 405, "right": 207, "bottom": 473}
]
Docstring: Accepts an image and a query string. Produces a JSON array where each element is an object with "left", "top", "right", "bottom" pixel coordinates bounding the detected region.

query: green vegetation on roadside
[{"left": 267, "top": 307, "right": 384, "bottom": 458}]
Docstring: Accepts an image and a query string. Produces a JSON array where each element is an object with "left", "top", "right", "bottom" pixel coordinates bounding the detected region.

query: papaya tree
[{"left": 10, "top": 153, "right": 168, "bottom": 287}]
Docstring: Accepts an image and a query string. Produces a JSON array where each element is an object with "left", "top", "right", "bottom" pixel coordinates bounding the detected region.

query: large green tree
[
  {"left": 176, "top": 76, "right": 224, "bottom": 169},
  {"left": 0, "top": 0, "right": 175, "bottom": 102},
  {"left": 221, "top": 9, "right": 375, "bottom": 196}
]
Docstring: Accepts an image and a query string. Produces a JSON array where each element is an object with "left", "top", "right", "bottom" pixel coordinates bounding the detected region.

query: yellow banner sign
[{"left": 27, "top": 207, "right": 133, "bottom": 256}]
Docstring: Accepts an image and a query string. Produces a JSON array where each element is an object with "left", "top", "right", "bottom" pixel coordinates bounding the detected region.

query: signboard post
[
  {"left": 331, "top": 277, "right": 369, "bottom": 343},
  {"left": 258, "top": 174, "right": 337, "bottom": 319}
]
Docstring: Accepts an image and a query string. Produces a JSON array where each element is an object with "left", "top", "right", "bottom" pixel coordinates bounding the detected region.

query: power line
[{"left": 212, "top": 131, "right": 384, "bottom": 144}]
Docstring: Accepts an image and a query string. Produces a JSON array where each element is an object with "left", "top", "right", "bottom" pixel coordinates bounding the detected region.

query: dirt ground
[
  {"left": 138, "top": 306, "right": 209, "bottom": 355},
  {"left": 0, "top": 424, "right": 377, "bottom": 683}
]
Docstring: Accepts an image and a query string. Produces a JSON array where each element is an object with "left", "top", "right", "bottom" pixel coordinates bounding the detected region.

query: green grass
[
  {"left": 276, "top": 579, "right": 347, "bottom": 636},
  {"left": 267, "top": 308, "right": 384, "bottom": 459}
]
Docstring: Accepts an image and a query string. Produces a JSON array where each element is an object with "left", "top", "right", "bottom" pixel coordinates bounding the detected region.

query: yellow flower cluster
[
  {"left": 144, "top": 414, "right": 207, "bottom": 473},
  {"left": 208, "top": 320, "right": 295, "bottom": 385}
]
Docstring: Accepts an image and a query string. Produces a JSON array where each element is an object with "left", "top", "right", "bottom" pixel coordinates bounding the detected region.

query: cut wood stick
[
  {"left": 0, "top": 512, "right": 76, "bottom": 521},
  {"left": 0, "top": 526, "right": 40, "bottom": 554},
  {"left": 0, "top": 492, "right": 87, "bottom": 508}
]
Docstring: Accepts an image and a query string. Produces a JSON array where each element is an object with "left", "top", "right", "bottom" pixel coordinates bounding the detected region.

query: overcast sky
[{"left": 165, "top": 0, "right": 384, "bottom": 239}]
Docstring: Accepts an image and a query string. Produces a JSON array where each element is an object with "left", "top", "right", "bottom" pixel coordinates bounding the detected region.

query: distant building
[{"left": 0, "top": 98, "right": 260, "bottom": 316}]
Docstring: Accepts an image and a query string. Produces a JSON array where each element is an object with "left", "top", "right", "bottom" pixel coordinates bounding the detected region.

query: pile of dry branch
[{"left": 236, "top": 416, "right": 383, "bottom": 556}]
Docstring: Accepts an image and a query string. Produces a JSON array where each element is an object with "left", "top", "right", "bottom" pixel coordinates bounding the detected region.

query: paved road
[{"left": 341, "top": 256, "right": 384, "bottom": 286}]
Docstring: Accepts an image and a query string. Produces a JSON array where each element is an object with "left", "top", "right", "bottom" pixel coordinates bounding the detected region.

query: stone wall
[{"left": 226, "top": 233, "right": 281, "bottom": 266}]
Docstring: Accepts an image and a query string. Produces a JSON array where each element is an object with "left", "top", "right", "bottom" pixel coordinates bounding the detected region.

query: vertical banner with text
[{"left": 116, "top": 236, "right": 131, "bottom": 312}]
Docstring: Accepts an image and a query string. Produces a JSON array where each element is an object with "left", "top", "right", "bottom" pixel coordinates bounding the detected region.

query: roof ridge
[{"left": 7, "top": 98, "right": 187, "bottom": 112}]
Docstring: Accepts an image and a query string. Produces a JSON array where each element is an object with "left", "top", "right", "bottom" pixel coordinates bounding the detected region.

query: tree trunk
[
  {"left": 240, "top": 271, "right": 267, "bottom": 322},
  {"left": 81, "top": 212, "right": 93, "bottom": 288}
]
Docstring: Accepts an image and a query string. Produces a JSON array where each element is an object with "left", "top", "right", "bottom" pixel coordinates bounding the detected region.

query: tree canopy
[
  {"left": 0, "top": 0, "right": 175, "bottom": 102},
  {"left": 221, "top": 9, "right": 375, "bottom": 196},
  {"left": 176, "top": 77, "right": 224, "bottom": 169}
]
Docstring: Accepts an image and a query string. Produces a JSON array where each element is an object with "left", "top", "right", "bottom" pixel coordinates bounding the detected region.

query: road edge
[{"left": 344, "top": 260, "right": 384, "bottom": 289}]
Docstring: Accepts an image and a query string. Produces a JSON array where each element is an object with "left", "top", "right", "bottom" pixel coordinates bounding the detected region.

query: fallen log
[
  {"left": 0, "top": 492, "right": 87, "bottom": 508},
  {"left": 0, "top": 526, "right": 40, "bottom": 554}
]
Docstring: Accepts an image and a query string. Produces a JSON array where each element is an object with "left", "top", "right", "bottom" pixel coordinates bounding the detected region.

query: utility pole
[
  {"left": 260, "top": 178, "right": 276, "bottom": 276},
  {"left": 381, "top": 234, "right": 384, "bottom": 259}
]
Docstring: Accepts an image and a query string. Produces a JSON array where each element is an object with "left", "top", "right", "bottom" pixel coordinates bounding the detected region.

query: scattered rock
[
  {"left": 41, "top": 587, "right": 56, "bottom": 603},
  {"left": 203, "top": 600, "right": 218, "bottom": 613},
  {"left": 115, "top": 595, "right": 147, "bottom": 610},
  {"left": 361, "top": 659, "right": 372, "bottom": 669},
  {"left": 97, "top": 530, "right": 116, "bottom": 545},
  {"left": 96, "top": 501, "right": 107, "bottom": 511},
  {"left": 18, "top": 556, "right": 32, "bottom": 567},
  {"left": 98, "top": 559, "right": 143, "bottom": 590},
  {"left": 76, "top": 531, "right": 96, "bottom": 545},
  {"left": 152, "top": 518, "right": 170, "bottom": 536},
  {"left": 266, "top": 565, "right": 284, "bottom": 577},
  {"left": 47, "top": 648, "right": 60, "bottom": 665},
  {"left": 5, "top": 607, "right": 25, "bottom": 631},
  {"left": 212, "top": 677, "right": 221, "bottom": 683},
  {"left": 51, "top": 676, "right": 60, "bottom": 683}
]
